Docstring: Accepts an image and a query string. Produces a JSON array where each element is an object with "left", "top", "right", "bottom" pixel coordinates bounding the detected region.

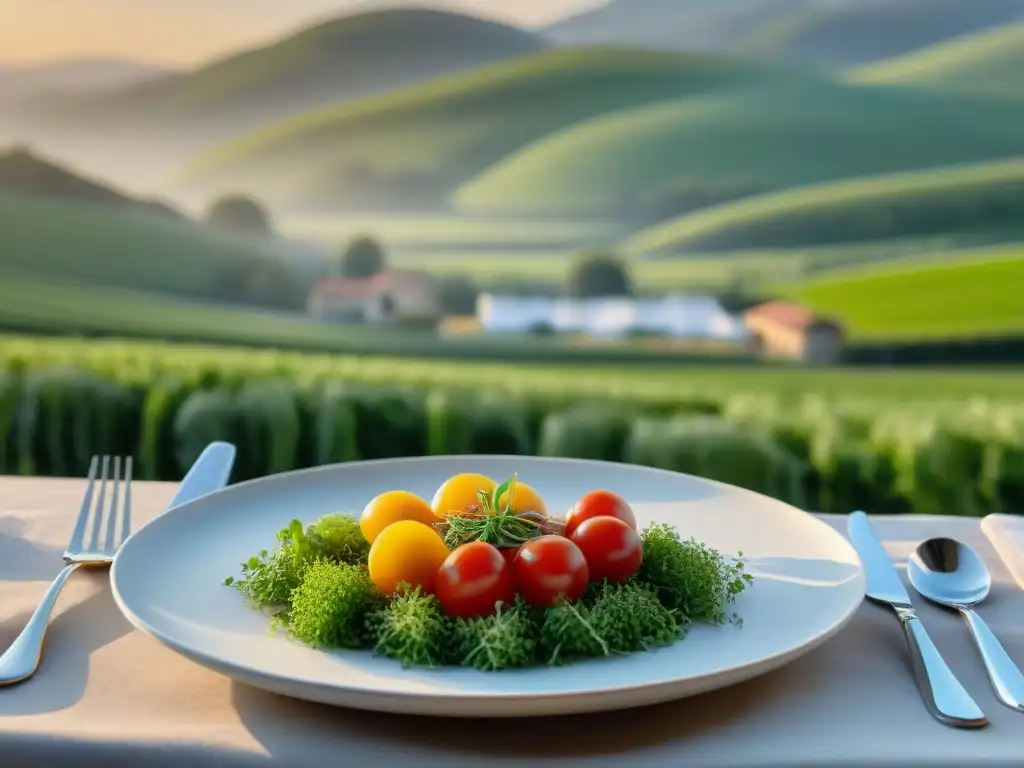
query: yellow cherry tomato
[
  {"left": 498, "top": 480, "right": 548, "bottom": 516},
  {"left": 368, "top": 520, "right": 450, "bottom": 595},
  {"left": 360, "top": 490, "right": 436, "bottom": 545},
  {"left": 431, "top": 473, "right": 497, "bottom": 518}
]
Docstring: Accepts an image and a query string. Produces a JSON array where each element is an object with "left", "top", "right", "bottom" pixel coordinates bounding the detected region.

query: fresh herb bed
[{"left": 224, "top": 476, "right": 753, "bottom": 672}]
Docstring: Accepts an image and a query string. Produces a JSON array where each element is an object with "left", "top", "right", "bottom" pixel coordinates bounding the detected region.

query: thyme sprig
[{"left": 433, "top": 473, "right": 564, "bottom": 550}]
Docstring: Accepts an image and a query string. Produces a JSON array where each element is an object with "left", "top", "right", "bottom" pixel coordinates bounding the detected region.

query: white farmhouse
[{"left": 476, "top": 294, "right": 749, "bottom": 342}]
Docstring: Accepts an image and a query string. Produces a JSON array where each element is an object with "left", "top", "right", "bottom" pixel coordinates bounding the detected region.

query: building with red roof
[
  {"left": 307, "top": 269, "right": 439, "bottom": 324},
  {"left": 742, "top": 300, "right": 845, "bottom": 364}
]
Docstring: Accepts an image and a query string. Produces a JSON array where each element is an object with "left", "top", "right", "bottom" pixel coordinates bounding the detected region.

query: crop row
[{"left": 0, "top": 337, "right": 1021, "bottom": 517}]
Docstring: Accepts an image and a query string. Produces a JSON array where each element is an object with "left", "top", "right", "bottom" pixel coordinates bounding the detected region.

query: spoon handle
[{"left": 962, "top": 608, "right": 1024, "bottom": 713}]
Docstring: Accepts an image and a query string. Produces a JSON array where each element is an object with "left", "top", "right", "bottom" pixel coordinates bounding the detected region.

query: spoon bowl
[
  {"left": 909, "top": 536, "right": 1024, "bottom": 714},
  {"left": 909, "top": 537, "right": 991, "bottom": 608}
]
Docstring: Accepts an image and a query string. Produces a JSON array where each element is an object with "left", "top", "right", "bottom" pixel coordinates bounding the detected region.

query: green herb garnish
[
  {"left": 540, "top": 581, "right": 680, "bottom": 665},
  {"left": 366, "top": 584, "right": 449, "bottom": 668},
  {"left": 288, "top": 559, "right": 380, "bottom": 648},
  {"left": 224, "top": 514, "right": 369, "bottom": 607},
  {"left": 449, "top": 598, "right": 539, "bottom": 671},
  {"left": 638, "top": 523, "right": 753, "bottom": 625}
]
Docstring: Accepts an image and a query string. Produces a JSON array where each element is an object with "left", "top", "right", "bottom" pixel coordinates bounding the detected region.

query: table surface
[{"left": 1, "top": 476, "right": 1022, "bottom": 768}]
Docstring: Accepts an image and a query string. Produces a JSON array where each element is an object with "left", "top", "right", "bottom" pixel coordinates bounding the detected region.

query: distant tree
[
  {"left": 204, "top": 194, "right": 272, "bottom": 236},
  {"left": 340, "top": 236, "right": 386, "bottom": 278},
  {"left": 436, "top": 275, "right": 479, "bottom": 316},
  {"left": 566, "top": 251, "right": 632, "bottom": 298},
  {"left": 212, "top": 258, "right": 303, "bottom": 310}
]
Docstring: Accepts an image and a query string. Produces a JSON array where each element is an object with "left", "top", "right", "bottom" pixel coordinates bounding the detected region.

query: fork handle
[{"left": 0, "top": 563, "right": 81, "bottom": 686}]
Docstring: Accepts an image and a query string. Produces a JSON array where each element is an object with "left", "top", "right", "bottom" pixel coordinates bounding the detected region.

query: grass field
[
  {"left": 388, "top": 237, "right": 994, "bottom": 294},
  {"left": 279, "top": 213, "right": 625, "bottom": 251},
  {"left": 0, "top": 268, "right": 351, "bottom": 345},
  {"left": 623, "top": 158, "right": 1024, "bottom": 256},
  {"left": 0, "top": 267, "right": 759, "bottom": 363},
  {"left": 179, "top": 47, "right": 783, "bottom": 209},
  {"left": 785, "top": 245, "right": 1024, "bottom": 339},
  {"left": 852, "top": 22, "right": 1024, "bottom": 100},
  {"left": 454, "top": 79, "right": 1024, "bottom": 216}
]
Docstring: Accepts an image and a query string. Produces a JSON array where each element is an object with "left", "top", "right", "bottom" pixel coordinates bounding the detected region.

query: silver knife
[
  {"left": 847, "top": 511, "right": 988, "bottom": 728},
  {"left": 165, "top": 441, "right": 236, "bottom": 511}
]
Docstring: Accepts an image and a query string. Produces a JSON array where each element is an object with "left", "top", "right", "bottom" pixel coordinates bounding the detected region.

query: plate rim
[{"left": 110, "top": 455, "right": 866, "bottom": 711}]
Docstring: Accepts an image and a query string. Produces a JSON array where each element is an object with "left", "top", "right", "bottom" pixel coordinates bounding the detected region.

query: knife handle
[
  {"left": 896, "top": 608, "right": 988, "bottom": 728},
  {"left": 168, "top": 441, "right": 236, "bottom": 510}
]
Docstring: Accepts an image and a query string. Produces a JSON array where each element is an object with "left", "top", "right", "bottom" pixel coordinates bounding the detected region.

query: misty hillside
[
  {"left": 0, "top": 57, "right": 170, "bottom": 97},
  {"left": 178, "top": 46, "right": 796, "bottom": 212},
  {"left": 0, "top": 145, "right": 185, "bottom": 219},
  {"left": 852, "top": 22, "right": 1024, "bottom": 101},
  {"left": 546, "top": 0, "right": 1024, "bottom": 67},
  {"left": 8, "top": 9, "right": 546, "bottom": 138},
  {"left": 0, "top": 8, "right": 546, "bottom": 193}
]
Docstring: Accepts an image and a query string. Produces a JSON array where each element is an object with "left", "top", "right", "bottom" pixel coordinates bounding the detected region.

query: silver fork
[{"left": 0, "top": 455, "right": 133, "bottom": 686}]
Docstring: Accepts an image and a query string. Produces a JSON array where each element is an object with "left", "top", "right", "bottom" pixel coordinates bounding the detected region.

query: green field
[
  {"left": 852, "top": 22, "right": 1024, "bottom": 100},
  {"left": 0, "top": 267, "right": 760, "bottom": 363},
  {"left": 623, "top": 158, "right": 1024, "bottom": 256},
  {"left": 1, "top": 334, "right": 1022, "bottom": 516},
  {"left": 391, "top": 238, "right": 994, "bottom": 294},
  {"left": 454, "top": 80, "right": 1024, "bottom": 216},
  {"left": 0, "top": 268, "right": 386, "bottom": 349},
  {"left": 179, "top": 47, "right": 785, "bottom": 209},
  {"left": 785, "top": 246, "right": 1024, "bottom": 339},
  {"left": 279, "top": 213, "right": 625, "bottom": 251}
]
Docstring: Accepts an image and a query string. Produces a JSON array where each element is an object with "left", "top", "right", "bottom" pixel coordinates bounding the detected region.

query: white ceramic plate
[{"left": 111, "top": 455, "right": 864, "bottom": 718}]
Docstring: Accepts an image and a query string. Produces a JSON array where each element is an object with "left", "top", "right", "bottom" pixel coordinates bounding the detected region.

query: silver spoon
[{"left": 908, "top": 537, "right": 1024, "bottom": 713}]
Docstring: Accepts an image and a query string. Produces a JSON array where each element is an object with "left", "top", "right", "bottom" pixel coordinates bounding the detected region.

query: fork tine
[
  {"left": 88, "top": 455, "right": 110, "bottom": 552},
  {"left": 66, "top": 456, "right": 99, "bottom": 553},
  {"left": 104, "top": 456, "right": 121, "bottom": 553},
  {"left": 120, "top": 456, "right": 133, "bottom": 548}
]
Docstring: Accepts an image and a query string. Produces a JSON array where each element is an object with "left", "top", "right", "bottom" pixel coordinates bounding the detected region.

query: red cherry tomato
[
  {"left": 564, "top": 489, "right": 637, "bottom": 538},
  {"left": 513, "top": 535, "right": 589, "bottom": 607},
  {"left": 435, "top": 541, "right": 517, "bottom": 619},
  {"left": 569, "top": 516, "right": 643, "bottom": 583}
]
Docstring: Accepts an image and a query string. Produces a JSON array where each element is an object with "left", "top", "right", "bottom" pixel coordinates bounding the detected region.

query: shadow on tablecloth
[
  {"left": 0, "top": 571, "right": 131, "bottom": 716},
  {"left": 0, "top": 733, "right": 265, "bottom": 768},
  {"left": 228, "top": 660, "right": 797, "bottom": 764},
  {"left": 0, "top": 516, "right": 65, "bottom": 582}
]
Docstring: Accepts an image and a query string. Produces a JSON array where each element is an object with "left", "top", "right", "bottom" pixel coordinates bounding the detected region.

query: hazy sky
[{"left": 0, "top": 0, "right": 608, "bottom": 66}]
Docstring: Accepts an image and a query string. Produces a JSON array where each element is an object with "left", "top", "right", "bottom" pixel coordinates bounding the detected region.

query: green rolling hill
[
  {"left": 624, "top": 158, "right": 1024, "bottom": 256},
  {"left": 546, "top": 0, "right": 1024, "bottom": 68},
  {"left": 178, "top": 47, "right": 793, "bottom": 212},
  {"left": 1, "top": 9, "right": 545, "bottom": 191},
  {"left": 784, "top": 245, "right": 1024, "bottom": 340},
  {"left": 455, "top": 81, "right": 1024, "bottom": 218},
  {"left": 851, "top": 22, "right": 1024, "bottom": 100},
  {"left": 0, "top": 192, "right": 318, "bottom": 306}
]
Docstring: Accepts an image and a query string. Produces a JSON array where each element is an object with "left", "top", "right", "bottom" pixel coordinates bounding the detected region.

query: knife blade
[
  {"left": 847, "top": 511, "right": 988, "bottom": 728},
  {"left": 166, "top": 441, "right": 236, "bottom": 511}
]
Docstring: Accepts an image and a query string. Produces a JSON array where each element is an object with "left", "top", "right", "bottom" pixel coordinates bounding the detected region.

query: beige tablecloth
[{"left": 1, "top": 476, "right": 1022, "bottom": 767}]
